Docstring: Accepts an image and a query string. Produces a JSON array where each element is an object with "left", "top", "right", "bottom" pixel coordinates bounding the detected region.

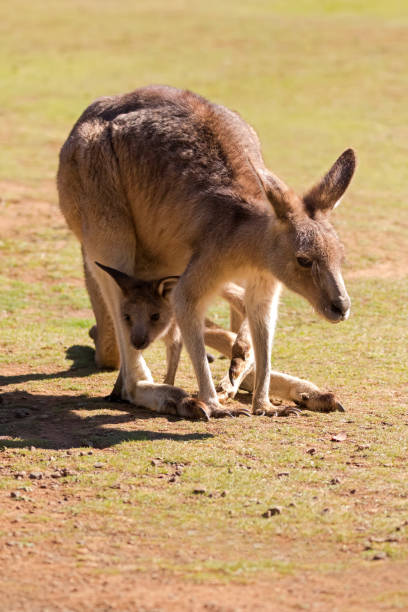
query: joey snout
[{"left": 130, "top": 328, "right": 150, "bottom": 350}]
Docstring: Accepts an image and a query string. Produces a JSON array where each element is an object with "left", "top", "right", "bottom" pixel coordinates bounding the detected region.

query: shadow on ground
[
  {"left": 0, "top": 345, "right": 214, "bottom": 450},
  {"left": 0, "top": 345, "right": 101, "bottom": 387}
]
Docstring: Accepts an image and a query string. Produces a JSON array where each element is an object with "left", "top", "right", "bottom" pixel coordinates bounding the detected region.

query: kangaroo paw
[
  {"left": 294, "top": 391, "right": 345, "bottom": 413},
  {"left": 216, "top": 375, "right": 235, "bottom": 403},
  {"left": 175, "top": 397, "right": 211, "bottom": 421},
  {"left": 229, "top": 357, "right": 247, "bottom": 385}
]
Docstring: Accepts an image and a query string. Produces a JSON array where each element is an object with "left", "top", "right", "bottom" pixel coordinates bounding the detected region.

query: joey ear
[
  {"left": 247, "top": 157, "right": 299, "bottom": 221},
  {"left": 157, "top": 276, "right": 180, "bottom": 299},
  {"left": 94, "top": 261, "right": 134, "bottom": 295},
  {"left": 303, "top": 149, "right": 356, "bottom": 215}
]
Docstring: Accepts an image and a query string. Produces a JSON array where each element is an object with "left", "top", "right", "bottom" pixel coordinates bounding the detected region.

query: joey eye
[
  {"left": 123, "top": 314, "right": 131, "bottom": 323},
  {"left": 150, "top": 313, "right": 160, "bottom": 322},
  {"left": 296, "top": 256, "right": 313, "bottom": 269}
]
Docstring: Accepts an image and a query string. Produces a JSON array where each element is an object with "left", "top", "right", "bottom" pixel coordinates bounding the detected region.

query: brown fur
[{"left": 58, "top": 85, "right": 356, "bottom": 417}]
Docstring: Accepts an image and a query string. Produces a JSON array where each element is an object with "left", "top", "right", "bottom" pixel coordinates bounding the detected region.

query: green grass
[{"left": 0, "top": 0, "right": 407, "bottom": 608}]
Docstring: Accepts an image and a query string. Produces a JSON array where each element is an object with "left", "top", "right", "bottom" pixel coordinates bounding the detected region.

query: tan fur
[{"left": 58, "top": 85, "right": 356, "bottom": 417}]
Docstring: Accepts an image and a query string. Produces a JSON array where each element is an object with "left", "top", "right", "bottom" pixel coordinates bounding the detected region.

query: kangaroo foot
[
  {"left": 89, "top": 324, "right": 120, "bottom": 369},
  {"left": 171, "top": 397, "right": 210, "bottom": 421},
  {"left": 216, "top": 375, "right": 235, "bottom": 403},
  {"left": 210, "top": 404, "right": 252, "bottom": 418},
  {"left": 294, "top": 391, "right": 345, "bottom": 413},
  {"left": 254, "top": 405, "right": 301, "bottom": 417},
  {"left": 253, "top": 397, "right": 301, "bottom": 417},
  {"left": 229, "top": 356, "right": 247, "bottom": 385}
]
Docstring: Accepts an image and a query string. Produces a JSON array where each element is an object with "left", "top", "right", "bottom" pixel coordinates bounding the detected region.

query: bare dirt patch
[{"left": 1, "top": 557, "right": 408, "bottom": 612}]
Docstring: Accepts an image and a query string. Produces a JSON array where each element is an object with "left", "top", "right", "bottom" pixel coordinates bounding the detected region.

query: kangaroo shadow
[
  {"left": 0, "top": 389, "right": 214, "bottom": 450},
  {"left": 0, "top": 345, "right": 214, "bottom": 450},
  {"left": 0, "top": 344, "right": 101, "bottom": 388}
]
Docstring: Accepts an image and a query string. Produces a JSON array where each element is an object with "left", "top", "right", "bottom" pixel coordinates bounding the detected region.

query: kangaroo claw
[
  {"left": 275, "top": 406, "right": 302, "bottom": 417},
  {"left": 254, "top": 405, "right": 301, "bottom": 417},
  {"left": 211, "top": 406, "right": 252, "bottom": 418}
]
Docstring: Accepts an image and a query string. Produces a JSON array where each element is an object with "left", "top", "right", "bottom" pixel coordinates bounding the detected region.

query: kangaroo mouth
[
  {"left": 321, "top": 304, "right": 350, "bottom": 323},
  {"left": 131, "top": 339, "right": 150, "bottom": 350}
]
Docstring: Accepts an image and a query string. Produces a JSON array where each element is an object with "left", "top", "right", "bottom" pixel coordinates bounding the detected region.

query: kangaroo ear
[
  {"left": 303, "top": 149, "right": 356, "bottom": 215},
  {"left": 157, "top": 276, "right": 180, "bottom": 299},
  {"left": 247, "top": 157, "right": 300, "bottom": 221},
  {"left": 94, "top": 261, "right": 134, "bottom": 295}
]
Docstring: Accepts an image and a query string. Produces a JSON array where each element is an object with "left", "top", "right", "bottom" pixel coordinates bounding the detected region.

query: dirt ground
[
  {"left": 1, "top": 193, "right": 407, "bottom": 611},
  {"left": 2, "top": 557, "right": 408, "bottom": 612}
]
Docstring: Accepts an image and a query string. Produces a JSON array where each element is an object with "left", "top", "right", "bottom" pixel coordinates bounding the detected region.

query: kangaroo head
[
  {"left": 254, "top": 149, "right": 356, "bottom": 323},
  {"left": 95, "top": 262, "right": 179, "bottom": 349}
]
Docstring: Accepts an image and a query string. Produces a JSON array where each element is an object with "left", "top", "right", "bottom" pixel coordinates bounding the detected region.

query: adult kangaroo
[{"left": 58, "top": 85, "right": 356, "bottom": 419}]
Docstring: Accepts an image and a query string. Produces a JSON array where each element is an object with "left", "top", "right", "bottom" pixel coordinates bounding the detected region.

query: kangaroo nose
[
  {"left": 330, "top": 295, "right": 351, "bottom": 318},
  {"left": 131, "top": 333, "right": 149, "bottom": 350}
]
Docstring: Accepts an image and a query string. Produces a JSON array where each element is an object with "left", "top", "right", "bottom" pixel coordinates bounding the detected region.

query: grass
[{"left": 0, "top": 0, "right": 407, "bottom": 609}]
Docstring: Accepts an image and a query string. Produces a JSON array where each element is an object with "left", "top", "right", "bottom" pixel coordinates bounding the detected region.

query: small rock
[
  {"left": 331, "top": 432, "right": 347, "bottom": 442},
  {"left": 262, "top": 507, "right": 282, "bottom": 518},
  {"left": 306, "top": 448, "right": 316, "bottom": 455},
  {"left": 29, "top": 472, "right": 43, "bottom": 480},
  {"left": 14, "top": 410, "right": 31, "bottom": 419},
  {"left": 94, "top": 462, "right": 105, "bottom": 469},
  {"left": 349, "top": 488, "right": 356, "bottom": 494},
  {"left": 14, "top": 471, "right": 27, "bottom": 479},
  {"left": 330, "top": 477, "right": 341, "bottom": 485},
  {"left": 10, "top": 491, "right": 27, "bottom": 501},
  {"left": 192, "top": 485, "right": 206, "bottom": 495},
  {"left": 50, "top": 472, "right": 62, "bottom": 479},
  {"left": 277, "top": 472, "right": 289, "bottom": 478},
  {"left": 370, "top": 536, "right": 399, "bottom": 544},
  {"left": 30, "top": 446, "right": 36, "bottom": 452},
  {"left": 151, "top": 459, "right": 160, "bottom": 466},
  {"left": 168, "top": 475, "right": 177, "bottom": 483},
  {"left": 372, "top": 551, "right": 388, "bottom": 561},
  {"left": 60, "top": 468, "right": 75, "bottom": 477},
  {"left": 220, "top": 490, "right": 228, "bottom": 497}
]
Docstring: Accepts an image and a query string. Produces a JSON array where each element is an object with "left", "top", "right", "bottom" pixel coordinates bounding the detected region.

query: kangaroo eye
[
  {"left": 150, "top": 313, "right": 160, "bottom": 322},
  {"left": 123, "top": 314, "right": 131, "bottom": 323},
  {"left": 296, "top": 256, "right": 313, "bottom": 269}
]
